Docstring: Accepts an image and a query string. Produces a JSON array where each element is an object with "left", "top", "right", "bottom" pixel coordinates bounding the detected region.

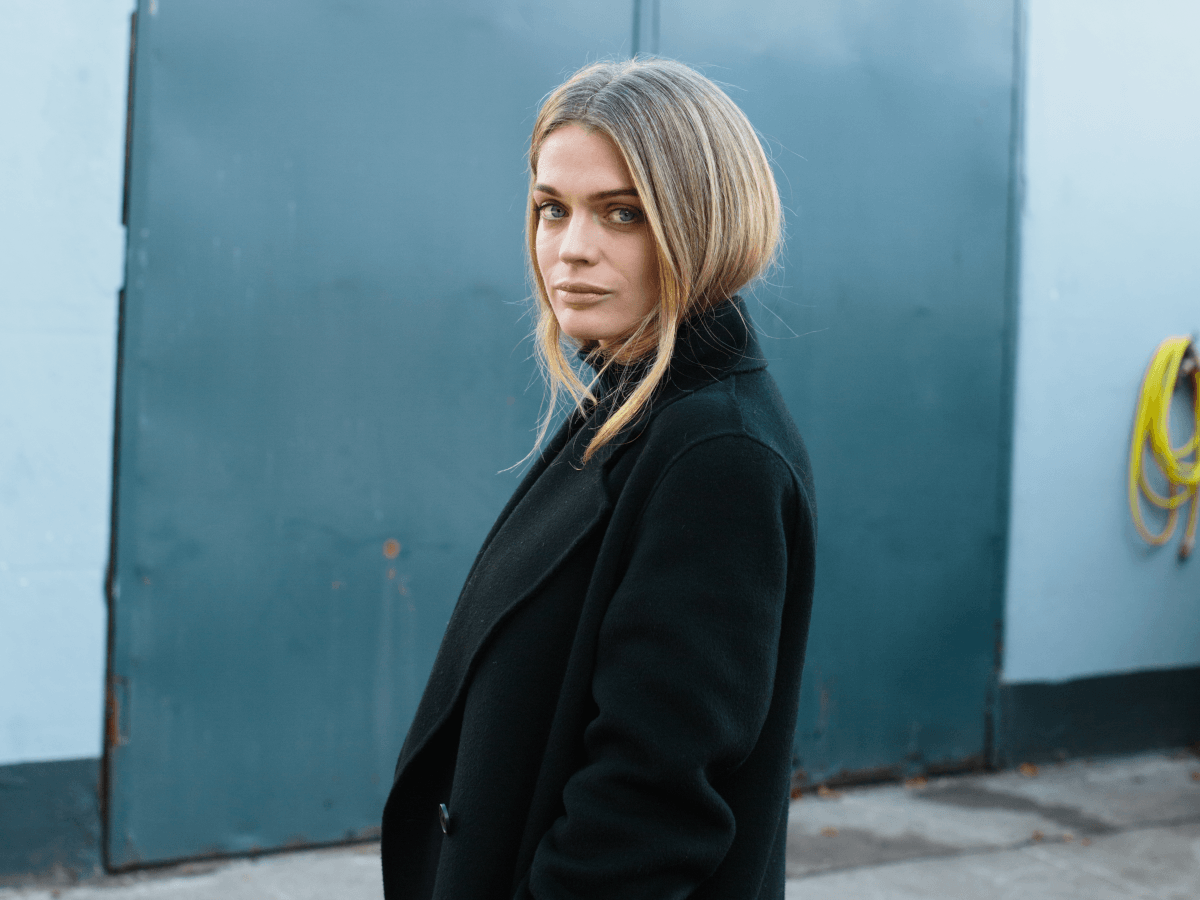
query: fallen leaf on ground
[
  {"left": 1018, "top": 762, "right": 1039, "bottom": 777},
  {"left": 816, "top": 784, "right": 843, "bottom": 800},
  {"left": 1031, "top": 830, "right": 1044, "bottom": 842},
  {"left": 820, "top": 826, "right": 839, "bottom": 837}
]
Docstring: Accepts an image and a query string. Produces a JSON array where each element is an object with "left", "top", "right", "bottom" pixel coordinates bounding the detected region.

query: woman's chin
[{"left": 555, "top": 313, "right": 619, "bottom": 347}]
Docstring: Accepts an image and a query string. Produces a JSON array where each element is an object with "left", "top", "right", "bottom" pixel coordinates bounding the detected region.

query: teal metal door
[
  {"left": 658, "top": 0, "right": 1018, "bottom": 782},
  {"left": 109, "top": 0, "right": 1017, "bottom": 867},
  {"left": 107, "top": 0, "right": 630, "bottom": 867}
]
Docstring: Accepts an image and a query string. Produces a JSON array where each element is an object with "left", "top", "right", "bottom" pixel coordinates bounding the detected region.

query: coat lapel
[
  {"left": 452, "top": 409, "right": 580, "bottom": 594},
  {"left": 394, "top": 416, "right": 614, "bottom": 779}
]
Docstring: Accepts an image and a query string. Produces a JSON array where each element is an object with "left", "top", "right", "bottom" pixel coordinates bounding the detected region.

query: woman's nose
[{"left": 558, "top": 212, "right": 600, "bottom": 264}]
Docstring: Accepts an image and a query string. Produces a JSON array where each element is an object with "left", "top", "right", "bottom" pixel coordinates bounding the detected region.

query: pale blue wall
[
  {"left": 5, "top": 0, "right": 1197, "bottom": 767},
  {"left": 0, "top": 0, "right": 133, "bottom": 764},
  {"left": 1004, "top": 0, "right": 1200, "bottom": 683}
]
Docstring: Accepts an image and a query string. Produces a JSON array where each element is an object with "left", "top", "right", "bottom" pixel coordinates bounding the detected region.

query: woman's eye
[
  {"left": 538, "top": 202, "right": 566, "bottom": 220},
  {"left": 609, "top": 207, "right": 642, "bottom": 225}
]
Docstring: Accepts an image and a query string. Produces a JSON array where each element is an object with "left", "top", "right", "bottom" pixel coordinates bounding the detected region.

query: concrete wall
[
  {"left": 0, "top": 0, "right": 133, "bottom": 764},
  {"left": 1004, "top": 0, "right": 1200, "bottom": 683}
]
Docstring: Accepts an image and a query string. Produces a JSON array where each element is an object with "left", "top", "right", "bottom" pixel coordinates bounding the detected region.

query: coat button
[{"left": 438, "top": 802, "right": 455, "bottom": 835}]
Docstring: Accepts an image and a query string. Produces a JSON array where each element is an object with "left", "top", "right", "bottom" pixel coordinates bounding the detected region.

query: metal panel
[
  {"left": 660, "top": 0, "right": 1018, "bottom": 782},
  {"left": 108, "top": 0, "right": 630, "bottom": 866}
]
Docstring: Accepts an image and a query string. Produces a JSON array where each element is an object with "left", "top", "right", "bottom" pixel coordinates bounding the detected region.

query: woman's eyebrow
[
  {"left": 592, "top": 187, "right": 638, "bottom": 200},
  {"left": 533, "top": 184, "right": 639, "bottom": 200}
]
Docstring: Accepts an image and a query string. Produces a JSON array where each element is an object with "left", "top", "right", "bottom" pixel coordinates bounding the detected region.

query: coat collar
[
  {"left": 584, "top": 294, "right": 767, "bottom": 465},
  {"left": 392, "top": 297, "right": 765, "bottom": 781}
]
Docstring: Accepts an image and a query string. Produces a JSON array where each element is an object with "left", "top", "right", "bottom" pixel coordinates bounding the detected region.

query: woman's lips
[{"left": 554, "top": 284, "right": 610, "bottom": 305}]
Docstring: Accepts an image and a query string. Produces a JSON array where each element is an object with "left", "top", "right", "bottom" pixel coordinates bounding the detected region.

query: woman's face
[{"left": 533, "top": 125, "right": 660, "bottom": 348}]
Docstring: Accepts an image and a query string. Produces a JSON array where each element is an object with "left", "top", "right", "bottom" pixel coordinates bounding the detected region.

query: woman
[{"left": 381, "top": 58, "right": 816, "bottom": 900}]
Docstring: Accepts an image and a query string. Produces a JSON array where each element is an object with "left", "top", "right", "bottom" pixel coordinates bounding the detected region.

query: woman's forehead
[{"left": 534, "top": 125, "right": 634, "bottom": 194}]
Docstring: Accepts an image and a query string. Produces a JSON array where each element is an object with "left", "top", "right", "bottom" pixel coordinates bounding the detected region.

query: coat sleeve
[{"left": 517, "top": 434, "right": 800, "bottom": 900}]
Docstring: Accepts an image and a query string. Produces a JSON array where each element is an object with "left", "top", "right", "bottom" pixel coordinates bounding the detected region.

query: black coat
[{"left": 381, "top": 297, "right": 817, "bottom": 900}]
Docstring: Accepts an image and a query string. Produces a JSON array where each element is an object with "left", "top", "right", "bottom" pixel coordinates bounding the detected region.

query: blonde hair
[{"left": 527, "top": 58, "right": 781, "bottom": 463}]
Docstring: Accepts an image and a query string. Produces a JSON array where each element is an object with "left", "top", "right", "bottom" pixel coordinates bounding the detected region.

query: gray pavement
[
  {"left": 3, "top": 751, "right": 1198, "bottom": 899},
  {"left": 785, "top": 750, "right": 1200, "bottom": 899}
]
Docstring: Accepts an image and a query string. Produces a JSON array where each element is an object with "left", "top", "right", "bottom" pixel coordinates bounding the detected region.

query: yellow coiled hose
[{"left": 1129, "top": 336, "right": 1200, "bottom": 559}]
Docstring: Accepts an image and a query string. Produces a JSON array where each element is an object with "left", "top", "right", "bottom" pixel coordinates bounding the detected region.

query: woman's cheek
[{"left": 536, "top": 235, "right": 558, "bottom": 285}]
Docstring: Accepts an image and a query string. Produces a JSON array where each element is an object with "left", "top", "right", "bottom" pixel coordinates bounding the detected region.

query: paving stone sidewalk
[{"left": 3, "top": 751, "right": 1197, "bottom": 899}]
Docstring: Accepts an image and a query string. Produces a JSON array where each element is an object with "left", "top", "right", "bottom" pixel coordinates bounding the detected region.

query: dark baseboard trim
[
  {"left": 0, "top": 757, "right": 102, "bottom": 884},
  {"left": 995, "top": 665, "right": 1200, "bottom": 767}
]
